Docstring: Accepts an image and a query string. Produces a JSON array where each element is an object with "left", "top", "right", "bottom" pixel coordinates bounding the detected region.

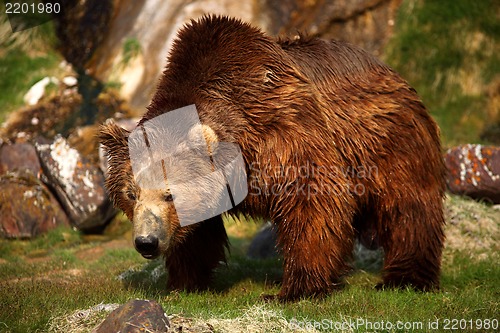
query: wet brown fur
[{"left": 100, "top": 15, "right": 446, "bottom": 301}]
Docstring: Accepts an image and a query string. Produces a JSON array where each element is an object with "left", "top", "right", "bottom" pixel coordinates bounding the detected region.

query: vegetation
[
  {"left": 383, "top": 0, "right": 500, "bottom": 146},
  {"left": 121, "top": 37, "right": 142, "bottom": 67},
  {"left": 0, "top": 196, "right": 498, "bottom": 332},
  {"left": 0, "top": 13, "right": 63, "bottom": 124}
]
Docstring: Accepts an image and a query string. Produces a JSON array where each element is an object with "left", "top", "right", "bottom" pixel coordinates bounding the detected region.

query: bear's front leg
[
  {"left": 275, "top": 213, "right": 355, "bottom": 301},
  {"left": 165, "top": 215, "right": 229, "bottom": 292}
]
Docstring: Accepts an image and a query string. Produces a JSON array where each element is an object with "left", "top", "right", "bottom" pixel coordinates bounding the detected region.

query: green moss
[{"left": 121, "top": 37, "right": 141, "bottom": 66}]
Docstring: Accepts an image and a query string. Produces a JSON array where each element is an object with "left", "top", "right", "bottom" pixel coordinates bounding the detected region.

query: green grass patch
[
  {"left": 0, "top": 226, "right": 81, "bottom": 261},
  {"left": 121, "top": 37, "right": 141, "bottom": 66},
  {"left": 0, "top": 49, "right": 63, "bottom": 123},
  {"left": 0, "top": 14, "right": 64, "bottom": 124},
  {"left": 383, "top": 0, "right": 500, "bottom": 146}
]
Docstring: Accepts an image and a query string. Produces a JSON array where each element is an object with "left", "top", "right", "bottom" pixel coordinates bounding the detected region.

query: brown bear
[{"left": 100, "top": 15, "right": 446, "bottom": 301}]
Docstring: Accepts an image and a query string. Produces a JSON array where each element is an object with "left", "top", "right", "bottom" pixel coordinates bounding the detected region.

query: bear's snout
[
  {"left": 134, "top": 235, "right": 160, "bottom": 259},
  {"left": 133, "top": 206, "right": 168, "bottom": 259}
]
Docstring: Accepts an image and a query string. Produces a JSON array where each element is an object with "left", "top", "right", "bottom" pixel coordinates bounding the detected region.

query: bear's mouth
[{"left": 140, "top": 252, "right": 159, "bottom": 260}]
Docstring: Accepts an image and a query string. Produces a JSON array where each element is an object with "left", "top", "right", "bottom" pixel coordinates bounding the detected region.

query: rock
[
  {"left": 445, "top": 144, "right": 500, "bottom": 204},
  {"left": 67, "top": 125, "right": 102, "bottom": 165},
  {"left": 353, "top": 241, "right": 384, "bottom": 272},
  {"left": 23, "top": 77, "right": 59, "bottom": 106},
  {"left": 88, "top": 0, "right": 255, "bottom": 109},
  {"left": 0, "top": 142, "right": 41, "bottom": 176},
  {"left": 62, "top": 76, "right": 78, "bottom": 87},
  {"left": 0, "top": 91, "right": 83, "bottom": 142},
  {"left": 0, "top": 170, "right": 70, "bottom": 238},
  {"left": 35, "top": 136, "right": 116, "bottom": 231},
  {"left": 0, "top": 89, "right": 132, "bottom": 143},
  {"left": 93, "top": 299, "right": 169, "bottom": 333},
  {"left": 53, "top": 0, "right": 113, "bottom": 71},
  {"left": 247, "top": 222, "right": 384, "bottom": 271},
  {"left": 0, "top": 142, "right": 72, "bottom": 238},
  {"left": 258, "top": 0, "right": 401, "bottom": 56},
  {"left": 247, "top": 222, "right": 280, "bottom": 259}
]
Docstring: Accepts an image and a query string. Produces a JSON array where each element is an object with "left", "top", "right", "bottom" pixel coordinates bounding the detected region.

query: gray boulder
[
  {"left": 35, "top": 136, "right": 116, "bottom": 231},
  {"left": 247, "top": 221, "right": 384, "bottom": 271},
  {"left": 247, "top": 222, "right": 280, "bottom": 260}
]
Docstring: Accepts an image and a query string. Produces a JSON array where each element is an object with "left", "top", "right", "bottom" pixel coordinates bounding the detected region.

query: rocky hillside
[
  {"left": 2, "top": 0, "right": 497, "bottom": 146},
  {"left": 86, "top": 0, "right": 402, "bottom": 110}
]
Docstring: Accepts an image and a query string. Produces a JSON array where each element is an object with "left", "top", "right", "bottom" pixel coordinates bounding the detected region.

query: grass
[
  {"left": 0, "top": 195, "right": 498, "bottom": 333},
  {"left": 383, "top": 0, "right": 500, "bottom": 146},
  {"left": 0, "top": 13, "right": 64, "bottom": 124},
  {"left": 0, "top": 48, "right": 63, "bottom": 123}
]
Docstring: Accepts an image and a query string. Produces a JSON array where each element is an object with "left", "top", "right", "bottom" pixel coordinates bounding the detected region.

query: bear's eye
[
  {"left": 163, "top": 193, "right": 174, "bottom": 202},
  {"left": 126, "top": 191, "right": 137, "bottom": 201}
]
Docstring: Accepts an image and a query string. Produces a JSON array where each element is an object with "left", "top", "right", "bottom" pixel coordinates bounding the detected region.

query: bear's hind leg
[
  {"left": 166, "top": 215, "right": 229, "bottom": 292},
  {"left": 378, "top": 197, "right": 445, "bottom": 291}
]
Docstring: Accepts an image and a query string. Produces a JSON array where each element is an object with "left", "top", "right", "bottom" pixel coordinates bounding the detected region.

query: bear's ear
[
  {"left": 201, "top": 124, "right": 218, "bottom": 156},
  {"left": 99, "top": 121, "right": 130, "bottom": 157},
  {"left": 187, "top": 123, "right": 219, "bottom": 156}
]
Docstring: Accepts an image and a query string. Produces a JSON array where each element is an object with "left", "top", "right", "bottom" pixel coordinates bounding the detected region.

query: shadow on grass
[
  {"left": 117, "top": 236, "right": 284, "bottom": 299},
  {"left": 117, "top": 241, "right": 387, "bottom": 299},
  {"left": 117, "top": 255, "right": 284, "bottom": 299}
]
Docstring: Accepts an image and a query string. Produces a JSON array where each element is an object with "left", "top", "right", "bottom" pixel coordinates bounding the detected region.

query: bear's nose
[{"left": 134, "top": 235, "right": 159, "bottom": 258}]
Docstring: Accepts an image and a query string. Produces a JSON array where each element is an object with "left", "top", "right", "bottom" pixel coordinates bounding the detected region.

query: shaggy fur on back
[{"left": 100, "top": 15, "right": 446, "bottom": 301}]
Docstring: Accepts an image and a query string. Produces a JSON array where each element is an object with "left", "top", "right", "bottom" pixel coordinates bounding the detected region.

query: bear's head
[{"left": 99, "top": 119, "right": 232, "bottom": 259}]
